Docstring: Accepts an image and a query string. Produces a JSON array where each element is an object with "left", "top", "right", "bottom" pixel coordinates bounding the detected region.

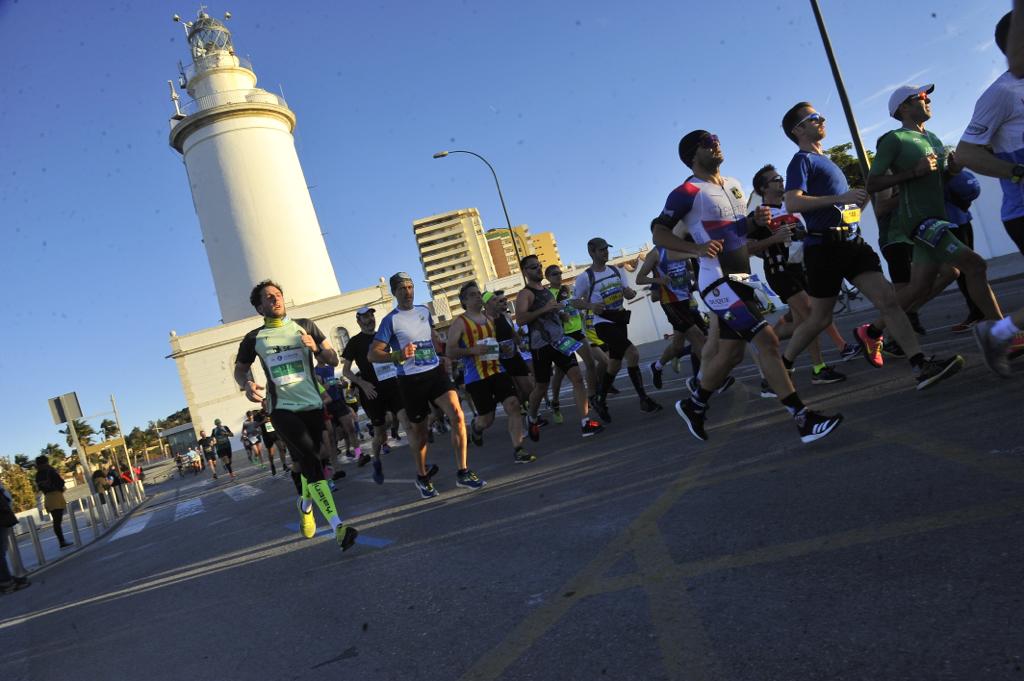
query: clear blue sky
[{"left": 0, "top": 0, "right": 1009, "bottom": 458}]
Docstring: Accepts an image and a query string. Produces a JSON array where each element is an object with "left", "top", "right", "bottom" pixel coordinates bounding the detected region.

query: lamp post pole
[{"left": 433, "top": 149, "right": 527, "bottom": 285}]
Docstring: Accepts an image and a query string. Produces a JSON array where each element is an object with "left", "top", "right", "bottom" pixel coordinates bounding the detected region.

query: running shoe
[
  {"left": 914, "top": 355, "right": 965, "bottom": 390},
  {"left": 973, "top": 321, "right": 1011, "bottom": 377},
  {"left": 355, "top": 449, "right": 371, "bottom": 467},
  {"left": 456, "top": 469, "right": 487, "bottom": 490},
  {"left": 795, "top": 410, "right": 843, "bottom": 443},
  {"left": 415, "top": 476, "right": 440, "bottom": 499},
  {"left": 839, "top": 342, "right": 861, "bottom": 362},
  {"left": 527, "top": 418, "right": 541, "bottom": 442},
  {"left": 372, "top": 456, "right": 384, "bottom": 484},
  {"left": 650, "top": 362, "right": 664, "bottom": 389},
  {"left": 551, "top": 406, "right": 564, "bottom": 424},
  {"left": 581, "top": 419, "right": 604, "bottom": 437},
  {"left": 639, "top": 396, "right": 663, "bottom": 413},
  {"left": 469, "top": 418, "right": 484, "bottom": 446},
  {"left": 882, "top": 339, "right": 906, "bottom": 359},
  {"left": 759, "top": 379, "right": 777, "bottom": 399},
  {"left": 951, "top": 317, "right": 980, "bottom": 334},
  {"left": 675, "top": 399, "right": 708, "bottom": 442},
  {"left": 853, "top": 324, "right": 884, "bottom": 368},
  {"left": 336, "top": 524, "right": 359, "bottom": 552},
  {"left": 591, "top": 395, "right": 612, "bottom": 423},
  {"left": 811, "top": 365, "right": 846, "bottom": 385},
  {"left": 297, "top": 498, "right": 316, "bottom": 539},
  {"left": 513, "top": 448, "right": 537, "bottom": 464},
  {"left": 1010, "top": 331, "right": 1024, "bottom": 360}
]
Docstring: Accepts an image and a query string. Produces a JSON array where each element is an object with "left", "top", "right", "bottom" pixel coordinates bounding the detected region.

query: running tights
[{"left": 269, "top": 409, "right": 326, "bottom": 484}]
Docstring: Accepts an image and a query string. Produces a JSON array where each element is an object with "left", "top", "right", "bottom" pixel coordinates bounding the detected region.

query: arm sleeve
[
  {"left": 785, "top": 154, "right": 811, "bottom": 194},
  {"left": 961, "top": 82, "right": 1009, "bottom": 146},
  {"left": 869, "top": 133, "right": 899, "bottom": 177},
  {"left": 236, "top": 331, "right": 258, "bottom": 365}
]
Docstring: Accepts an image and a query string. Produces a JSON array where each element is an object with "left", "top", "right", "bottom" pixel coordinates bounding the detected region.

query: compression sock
[
  {"left": 300, "top": 473, "right": 311, "bottom": 500},
  {"left": 291, "top": 470, "right": 303, "bottom": 496},
  {"left": 598, "top": 373, "right": 613, "bottom": 400},
  {"left": 780, "top": 392, "right": 806, "bottom": 417},
  {"left": 690, "top": 351, "right": 701, "bottom": 377},
  {"left": 627, "top": 366, "right": 649, "bottom": 399},
  {"left": 307, "top": 479, "right": 341, "bottom": 529},
  {"left": 992, "top": 316, "right": 1021, "bottom": 341}
]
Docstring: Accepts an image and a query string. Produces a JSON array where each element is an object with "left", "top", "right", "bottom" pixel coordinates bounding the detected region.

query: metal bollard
[
  {"left": 25, "top": 516, "right": 45, "bottom": 566},
  {"left": 128, "top": 483, "right": 140, "bottom": 506},
  {"left": 68, "top": 505, "right": 82, "bottom": 546},
  {"left": 86, "top": 495, "right": 100, "bottom": 538},
  {"left": 78, "top": 497, "right": 87, "bottom": 513},
  {"left": 5, "top": 528, "right": 25, "bottom": 577},
  {"left": 108, "top": 489, "right": 120, "bottom": 517}
]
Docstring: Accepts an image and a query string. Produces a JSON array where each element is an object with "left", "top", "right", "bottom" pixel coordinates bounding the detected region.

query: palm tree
[
  {"left": 100, "top": 418, "right": 119, "bottom": 440},
  {"left": 40, "top": 443, "right": 67, "bottom": 473},
  {"left": 60, "top": 419, "right": 95, "bottom": 449}
]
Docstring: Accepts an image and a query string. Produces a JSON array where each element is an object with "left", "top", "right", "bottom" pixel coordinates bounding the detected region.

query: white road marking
[
  {"left": 109, "top": 515, "right": 152, "bottom": 542},
  {"left": 173, "top": 499, "right": 204, "bottom": 522},
  {"left": 222, "top": 484, "right": 263, "bottom": 501}
]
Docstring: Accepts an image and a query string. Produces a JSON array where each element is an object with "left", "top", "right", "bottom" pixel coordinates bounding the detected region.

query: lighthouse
[{"left": 168, "top": 9, "right": 340, "bottom": 323}]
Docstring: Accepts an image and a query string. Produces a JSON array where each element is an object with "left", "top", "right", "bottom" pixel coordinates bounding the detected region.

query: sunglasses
[
  {"left": 793, "top": 112, "right": 826, "bottom": 131},
  {"left": 698, "top": 133, "right": 720, "bottom": 149},
  {"left": 767, "top": 176, "right": 784, "bottom": 185},
  {"left": 909, "top": 92, "right": 931, "bottom": 104}
]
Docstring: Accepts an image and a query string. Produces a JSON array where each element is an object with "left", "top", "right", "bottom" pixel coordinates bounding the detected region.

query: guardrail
[{"left": 180, "top": 88, "right": 288, "bottom": 117}]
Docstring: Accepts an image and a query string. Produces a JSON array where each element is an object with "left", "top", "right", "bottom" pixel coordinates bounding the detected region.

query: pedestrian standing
[
  {"left": 34, "top": 456, "right": 72, "bottom": 549},
  {"left": 0, "top": 480, "right": 31, "bottom": 593}
]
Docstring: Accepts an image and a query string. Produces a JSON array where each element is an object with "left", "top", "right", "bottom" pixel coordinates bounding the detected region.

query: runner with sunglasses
[
  {"left": 652, "top": 130, "right": 843, "bottom": 443},
  {"left": 777, "top": 103, "right": 964, "bottom": 390}
]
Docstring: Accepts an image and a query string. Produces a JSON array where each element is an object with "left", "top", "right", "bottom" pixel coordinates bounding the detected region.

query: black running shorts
[
  {"left": 465, "top": 373, "right": 517, "bottom": 416},
  {"left": 398, "top": 367, "right": 455, "bottom": 423},
  {"left": 594, "top": 322, "right": 633, "bottom": 360},
  {"left": 803, "top": 239, "right": 883, "bottom": 299},
  {"left": 531, "top": 344, "right": 579, "bottom": 384},
  {"left": 499, "top": 354, "right": 531, "bottom": 377},
  {"left": 765, "top": 265, "right": 809, "bottom": 304},
  {"left": 880, "top": 242, "right": 913, "bottom": 285},
  {"left": 359, "top": 378, "right": 404, "bottom": 427},
  {"left": 660, "top": 300, "right": 707, "bottom": 333}
]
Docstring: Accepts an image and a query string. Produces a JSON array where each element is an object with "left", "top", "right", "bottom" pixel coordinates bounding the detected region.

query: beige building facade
[
  {"left": 484, "top": 225, "right": 534, "bottom": 278},
  {"left": 531, "top": 231, "right": 562, "bottom": 273},
  {"left": 413, "top": 208, "right": 497, "bottom": 321}
]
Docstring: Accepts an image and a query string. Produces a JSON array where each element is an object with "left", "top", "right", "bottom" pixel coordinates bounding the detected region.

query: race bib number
[
  {"left": 478, "top": 337, "right": 500, "bottom": 360},
  {"left": 267, "top": 348, "right": 305, "bottom": 386},
  {"left": 598, "top": 281, "right": 624, "bottom": 308},
  {"left": 838, "top": 204, "right": 861, "bottom": 226},
  {"left": 550, "top": 334, "right": 583, "bottom": 357},
  {"left": 373, "top": 361, "right": 398, "bottom": 381},
  {"left": 263, "top": 422, "right": 275, "bottom": 433},
  {"left": 413, "top": 341, "right": 438, "bottom": 367},
  {"left": 498, "top": 339, "right": 518, "bottom": 359}
]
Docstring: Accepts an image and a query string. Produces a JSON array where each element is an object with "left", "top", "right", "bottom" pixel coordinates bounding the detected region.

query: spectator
[
  {"left": 34, "top": 455, "right": 72, "bottom": 549},
  {"left": 0, "top": 479, "right": 31, "bottom": 593},
  {"left": 92, "top": 467, "right": 111, "bottom": 504}
]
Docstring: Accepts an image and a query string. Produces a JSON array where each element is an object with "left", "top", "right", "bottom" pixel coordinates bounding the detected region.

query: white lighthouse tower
[{"left": 168, "top": 9, "right": 340, "bottom": 323}]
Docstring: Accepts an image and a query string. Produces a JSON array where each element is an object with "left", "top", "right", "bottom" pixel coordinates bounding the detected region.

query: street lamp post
[{"left": 432, "top": 149, "right": 527, "bottom": 285}]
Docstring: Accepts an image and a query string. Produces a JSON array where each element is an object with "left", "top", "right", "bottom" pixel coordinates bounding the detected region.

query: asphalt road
[{"left": 2, "top": 281, "right": 1023, "bottom": 681}]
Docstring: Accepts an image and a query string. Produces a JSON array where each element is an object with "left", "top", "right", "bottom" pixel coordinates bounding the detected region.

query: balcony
[{"left": 180, "top": 88, "right": 288, "bottom": 117}]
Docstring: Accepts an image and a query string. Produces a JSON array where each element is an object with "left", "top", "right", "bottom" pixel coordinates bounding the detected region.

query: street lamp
[{"left": 432, "top": 149, "right": 527, "bottom": 285}]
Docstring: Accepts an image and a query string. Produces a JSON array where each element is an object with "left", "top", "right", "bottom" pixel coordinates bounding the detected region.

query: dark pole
[
  {"left": 810, "top": 0, "right": 871, "bottom": 185},
  {"left": 433, "top": 150, "right": 527, "bottom": 285}
]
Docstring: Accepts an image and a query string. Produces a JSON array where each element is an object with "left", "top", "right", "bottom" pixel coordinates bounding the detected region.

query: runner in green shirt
[{"left": 867, "top": 84, "right": 1002, "bottom": 324}]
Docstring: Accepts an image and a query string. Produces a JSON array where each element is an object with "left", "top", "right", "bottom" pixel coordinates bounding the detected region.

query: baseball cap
[
  {"left": 482, "top": 290, "right": 504, "bottom": 304},
  {"left": 587, "top": 237, "right": 612, "bottom": 251},
  {"left": 356, "top": 306, "right": 375, "bottom": 316},
  {"left": 888, "top": 84, "right": 934, "bottom": 118},
  {"left": 388, "top": 271, "right": 413, "bottom": 292},
  {"left": 214, "top": 418, "right": 221, "bottom": 425}
]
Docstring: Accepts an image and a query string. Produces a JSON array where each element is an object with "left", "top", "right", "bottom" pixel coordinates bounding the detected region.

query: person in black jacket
[
  {"left": 35, "top": 456, "right": 71, "bottom": 549},
  {"left": 0, "top": 480, "right": 31, "bottom": 593}
]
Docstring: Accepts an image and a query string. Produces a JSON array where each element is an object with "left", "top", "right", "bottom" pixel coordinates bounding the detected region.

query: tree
[
  {"left": 100, "top": 418, "right": 119, "bottom": 440},
  {"left": 825, "top": 143, "right": 875, "bottom": 190},
  {"left": 1, "top": 457, "right": 36, "bottom": 512},
  {"left": 60, "top": 419, "right": 95, "bottom": 449},
  {"left": 13, "top": 454, "right": 30, "bottom": 468},
  {"left": 40, "top": 443, "right": 67, "bottom": 473}
]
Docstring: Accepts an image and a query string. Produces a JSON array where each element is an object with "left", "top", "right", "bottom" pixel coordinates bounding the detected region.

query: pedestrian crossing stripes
[
  {"left": 222, "top": 484, "right": 263, "bottom": 502},
  {"left": 108, "top": 485, "right": 267, "bottom": 543},
  {"left": 109, "top": 515, "right": 152, "bottom": 541},
  {"left": 173, "top": 498, "right": 204, "bottom": 522}
]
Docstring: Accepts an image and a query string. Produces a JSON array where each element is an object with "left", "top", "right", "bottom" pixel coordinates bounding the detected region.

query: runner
[
  {"left": 254, "top": 408, "right": 283, "bottom": 476},
  {"left": 198, "top": 429, "right": 218, "bottom": 479},
  {"left": 865, "top": 85, "right": 1003, "bottom": 333},
  {"left": 211, "top": 419, "right": 235, "bottom": 481},
  {"left": 485, "top": 290, "right": 535, "bottom": 406},
  {"left": 748, "top": 163, "right": 849, "bottom": 386},
  {"left": 777, "top": 103, "right": 964, "bottom": 390},
  {"left": 234, "top": 279, "right": 358, "bottom": 551},
  {"left": 634, "top": 242, "right": 711, "bottom": 390},
  {"left": 545, "top": 264, "right": 599, "bottom": 423},
  {"left": 240, "top": 411, "right": 265, "bottom": 468},
  {"left": 652, "top": 129, "right": 843, "bottom": 443},
  {"left": 944, "top": 169, "right": 985, "bottom": 332},
  {"left": 515, "top": 255, "right": 604, "bottom": 440},
  {"left": 368, "top": 272, "right": 485, "bottom": 499},
  {"left": 341, "top": 305, "right": 407, "bottom": 485},
  {"left": 447, "top": 281, "right": 536, "bottom": 464},
  {"left": 573, "top": 237, "right": 662, "bottom": 419}
]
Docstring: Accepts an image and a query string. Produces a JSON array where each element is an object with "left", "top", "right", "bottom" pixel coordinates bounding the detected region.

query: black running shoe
[
  {"left": 811, "top": 365, "right": 846, "bottom": 385},
  {"left": 592, "top": 395, "right": 612, "bottom": 423},
  {"left": 883, "top": 339, "right": 906, "bottom": 359},
  {"left": 759, "top": 379, "right": 777, "bottom": 399},
  {"left": 795, "top": 410, "right": 843, "bottom": 443},
  {"left": 639, "top": 396, "right": 663, "bottom": 413},
  {"left": 336, "top": 524, "right": 359, "bottom": 552},
  {"left": 915, "top": 355, "right": 965, "bottom": 390},
  {"left": 675, "top": 399, "right": 708, "bottom": 442},
  {"left": 469, "top": 418, "right": 484, "bottom": 446},
  {"left": 581, "top": 419, "right": 604, "bottom": 437},
  {"left": 650, "top": 362, "right": 663, "bottom": 390}
]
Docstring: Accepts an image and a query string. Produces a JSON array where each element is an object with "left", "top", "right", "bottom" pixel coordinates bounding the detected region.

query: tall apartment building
[
  {"left": 531, "top": 231, "right": 562, "bottom": 272},
  {"left": 413, "top": 208, "right": 497, "bottom": 321},
  {"left": 484, "top": 225, "right": 534, "bottom": 278}
]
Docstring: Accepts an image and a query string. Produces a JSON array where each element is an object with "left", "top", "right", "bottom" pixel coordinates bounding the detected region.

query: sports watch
[{"left": 1012, "top": 163, "right": 1024, "bottom": 184}]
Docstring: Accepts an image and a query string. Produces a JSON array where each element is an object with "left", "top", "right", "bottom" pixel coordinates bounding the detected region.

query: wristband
[{"left": 1012, "top": 164, "right": 1024, "bottom": 184}]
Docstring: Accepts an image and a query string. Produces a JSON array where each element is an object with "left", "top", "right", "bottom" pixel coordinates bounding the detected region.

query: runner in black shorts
[
  {"left": 342, "top": 306, "right": 407, "bottom": 485},
  {"left": 516, "top": 254, "right": 603, "bottom": 440},
  {"left": 748, "top": 163, "right": 847, "bottom": 386},
  {"left": 779, "top": 102, "right": 962, "bottom": 390},
  {"left": 256, "top": 408, "right": 287, "bottom": 475},
  {"left": 486, "top": 291, "right": 534, "bottom": 403},
  {"left": 545, "top": 264, "right": 599, "bottom": 424}
]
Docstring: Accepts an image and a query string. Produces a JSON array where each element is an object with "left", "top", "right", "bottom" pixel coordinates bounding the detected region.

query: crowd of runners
[{"left": 220, "top": 8, "right": 1024, "bottom": 554}]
